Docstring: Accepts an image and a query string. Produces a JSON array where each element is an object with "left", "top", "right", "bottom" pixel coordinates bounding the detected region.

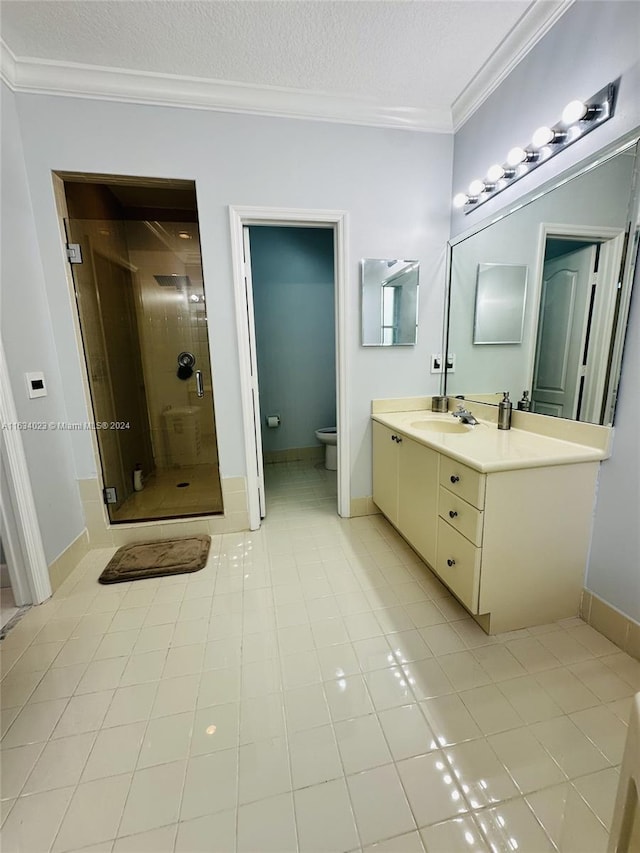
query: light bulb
[
  {"left": 532, "top": 126, "right": 567, "bottom": 147},
  {"left": 507, "top": 146, "right": 527, "bottom": 166},
  {"left": 453, "top": 193, "right": 468, "bottom": 209},
  {"left": 532, "top": 126, "right": 554, "bottom": 147},
  {"left": 487, "top": 164, "right": 505, "bottom": 183},
  {"left": 562, "top": 99, "right": 588, "bottom": 124},
  {"left": 468, "top": 179, "right": 486, "bottom": 197}
]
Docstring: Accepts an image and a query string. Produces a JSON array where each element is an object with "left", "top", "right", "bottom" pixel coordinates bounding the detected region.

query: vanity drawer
[
  {"left": 438, "top": 486, "right": 483, "bottom": 547},
  {"left": 439, "top": 457, "right": 485, "bottom": 509},
  {"left": 436, "top": 519, "right": 481, "bottom": 613}
]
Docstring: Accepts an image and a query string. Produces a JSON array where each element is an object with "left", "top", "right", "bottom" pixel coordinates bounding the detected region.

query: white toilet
[{"left": 315, "top": 427, "right": 337, "bottom": 470}]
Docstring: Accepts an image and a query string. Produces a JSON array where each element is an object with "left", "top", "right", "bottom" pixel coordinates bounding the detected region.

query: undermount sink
[{"left": 409, "top": 419, "right": 473, "bottom": 434}]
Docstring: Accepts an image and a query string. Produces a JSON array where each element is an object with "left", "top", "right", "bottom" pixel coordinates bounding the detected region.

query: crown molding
[
  {"left": 2, "top": 1, "right": 574, "bottom": 135},
  {"left": 0, "top": 39, "right": 17, "bottom": 88},
  {"left": 0, "top": 41, "right": 451, "bottom": 134},
  {"left": 452, "top": 0, "right": 575, "bottom": 131}
]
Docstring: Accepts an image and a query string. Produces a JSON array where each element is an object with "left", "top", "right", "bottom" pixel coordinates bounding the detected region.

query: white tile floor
[{"left": 1, "top": 460, "right": 638, "bottom": 852}]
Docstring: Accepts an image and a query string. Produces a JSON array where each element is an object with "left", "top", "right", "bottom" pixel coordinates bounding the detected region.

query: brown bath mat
[{"left": 99, "top": 535, "right": 210, "bottom": 584}]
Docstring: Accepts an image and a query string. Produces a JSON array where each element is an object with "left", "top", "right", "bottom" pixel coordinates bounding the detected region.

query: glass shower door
[{"left": 67, "top": 216, "right": 223, "bottom": 522}]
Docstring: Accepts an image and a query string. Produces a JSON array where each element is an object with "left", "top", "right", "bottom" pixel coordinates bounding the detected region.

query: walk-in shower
[{"left": 61, "top": 176, "right": 223, "bottom": 523}]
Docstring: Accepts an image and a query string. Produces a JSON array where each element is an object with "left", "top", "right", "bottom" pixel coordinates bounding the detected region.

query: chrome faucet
[{"left": 452, "top": 405, "right": 479, "bottom": 425}]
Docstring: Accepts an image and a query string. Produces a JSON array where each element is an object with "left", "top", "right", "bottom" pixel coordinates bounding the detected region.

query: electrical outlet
[{"left": 103, "top": 487, "right": 117, "bottom": 505}]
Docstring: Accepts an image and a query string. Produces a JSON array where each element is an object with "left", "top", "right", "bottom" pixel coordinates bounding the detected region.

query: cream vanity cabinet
[
  {"left": 372, "top": 422, "right": 438, "bottom": 569},
  {"left": 373, "top": 420, "right": 601, "bottom": 634}
]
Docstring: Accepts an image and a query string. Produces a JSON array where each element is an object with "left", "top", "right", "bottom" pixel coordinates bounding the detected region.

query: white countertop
[{"left": 371, "top": 410, "right": 609, "bottom": 473}]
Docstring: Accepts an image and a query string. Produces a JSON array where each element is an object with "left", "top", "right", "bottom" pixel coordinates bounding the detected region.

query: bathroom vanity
[{"left": 371, "top": 399, "right": 612, "bottom": 634}]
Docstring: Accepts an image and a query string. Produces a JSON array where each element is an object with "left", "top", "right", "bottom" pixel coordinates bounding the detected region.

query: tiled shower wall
[{"left": 126, "top": 225, "right": 218, "bottom": 472}]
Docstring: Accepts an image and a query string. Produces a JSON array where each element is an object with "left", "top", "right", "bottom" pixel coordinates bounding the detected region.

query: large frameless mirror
[
  {"left": 361, "top": 258, "right": 419, "bottom": 346},
  {"left": 444, "top": 139, "right": 639, "bottom": 424}
]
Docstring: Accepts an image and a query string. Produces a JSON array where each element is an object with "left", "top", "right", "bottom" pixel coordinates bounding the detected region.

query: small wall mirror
[
  {"left": 473, "top": 263, "right": 528, "bottom": 345},
  {"left": 361, "top": 258, "right": 419, "bottom": 346}
]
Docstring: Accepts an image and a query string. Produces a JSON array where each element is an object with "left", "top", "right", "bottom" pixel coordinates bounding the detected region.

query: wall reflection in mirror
[
  {"left": 445, "top": 140, "right": 639, "bottom": 424},
  {"left": 361, "top": 258, "right": 419, "bottom": 346}
]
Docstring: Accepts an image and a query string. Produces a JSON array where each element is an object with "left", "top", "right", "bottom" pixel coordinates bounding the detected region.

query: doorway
[
  {"left": 247, "top": 225, "right": 337, "bottom": 515},
  {"left": 229, "top": 207, "right": 349, "bottom": 529},
  {"left": 531, "top": 226, "right": 625, "bottom": 422},
  {"left": 60, "top": 176, "right": 224, "bottom": 523},
  {"left": 0, "top": 538, "right": 19, "bottom": 631}
]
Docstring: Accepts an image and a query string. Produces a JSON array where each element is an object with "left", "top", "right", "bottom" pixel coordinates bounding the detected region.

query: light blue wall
[
  {"left": 450, "top": 1, "right": 640, "bottom": 622},
  {"left": 587, "top": 256, "right": 640, "bottom": 622},
  {"left": 15, "top": 94, "right": 452, "bottom": 502},
  {"left": 1, "top": 82, "right": 86, "bottom": 566},
  {"left": 250, "top": 226, "right": 336, "bottom": 453}
]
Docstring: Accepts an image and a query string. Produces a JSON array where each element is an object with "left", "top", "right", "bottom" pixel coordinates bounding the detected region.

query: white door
[
  {"left": 532, "top": 245, "right": 597, "bottom": 418},
  {"left": 242, "top": 227, "right": 266, "bottom": 518}
]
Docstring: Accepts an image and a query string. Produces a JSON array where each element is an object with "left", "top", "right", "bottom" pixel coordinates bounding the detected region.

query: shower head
[{"left": 154, "top": 275, "right": 191, "bottom": 289}]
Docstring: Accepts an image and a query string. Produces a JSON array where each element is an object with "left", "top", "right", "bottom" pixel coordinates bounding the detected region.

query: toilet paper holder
[{"left": 266, "top": 415, "right": 281, "bottom": 428}]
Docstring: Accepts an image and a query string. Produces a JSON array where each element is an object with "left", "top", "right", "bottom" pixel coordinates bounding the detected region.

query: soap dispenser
[
  {"left": 498, "top": 392, "right": 512, "bottom": 430},
  {"left": 517, "top": 390, "right": 531, "bottom": 412}
]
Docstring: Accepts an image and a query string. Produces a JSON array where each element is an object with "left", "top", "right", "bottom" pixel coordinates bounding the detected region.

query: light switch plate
[
  {"left": 25, "top": 371, "right": 47, "bottom": 398},
  {"left": 430, "top": 354, "right": 455, "bottom": 374}
]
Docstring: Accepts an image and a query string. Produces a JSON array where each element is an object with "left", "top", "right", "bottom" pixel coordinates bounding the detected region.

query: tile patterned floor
[{"left": 1, "top": 461, "right": 638, "bottom": 852}]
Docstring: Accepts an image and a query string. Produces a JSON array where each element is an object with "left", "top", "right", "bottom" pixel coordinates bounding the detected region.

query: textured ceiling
[{"left": 0, "top": 0, "right": 536, "bottom": 114}]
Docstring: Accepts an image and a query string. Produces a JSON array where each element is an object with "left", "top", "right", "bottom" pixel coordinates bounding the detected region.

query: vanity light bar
[{"left": 453, "top": 81, "right": 619, "bottom": 214}]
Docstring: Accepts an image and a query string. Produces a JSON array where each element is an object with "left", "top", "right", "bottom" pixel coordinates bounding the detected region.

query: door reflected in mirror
[
  {"left": 445, "top": 140, "right": 639, "bottom": 425},
  {"left": 361, "top": 258, "right": 419, "bottom": 346}
]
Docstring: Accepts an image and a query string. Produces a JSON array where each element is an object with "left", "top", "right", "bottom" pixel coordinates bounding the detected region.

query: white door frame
[
  {"left": 0, "top": 340, "right": 52, "bottom": 604},
  {"left": 240, "top": 227, "right": 266, "bottom": 519},
  {"left": 529, "top": 223, "right": 625, "bottom": 422},
  {"left": 229, "top": 206, "right": 350, "bottom": 529}
]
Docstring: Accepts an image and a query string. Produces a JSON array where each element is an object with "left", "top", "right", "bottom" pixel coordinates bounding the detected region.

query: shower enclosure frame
[
  {"left": 52, "top": 173, "right": 224, "bottom": 529},
  {"left": 229, "top": 206, "right": 350, "bottom": 528}
]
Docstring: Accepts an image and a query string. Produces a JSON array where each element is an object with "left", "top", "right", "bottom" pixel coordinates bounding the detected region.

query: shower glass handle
[{"left": 195, "top": 370, "right": 204, "bottom": 398}]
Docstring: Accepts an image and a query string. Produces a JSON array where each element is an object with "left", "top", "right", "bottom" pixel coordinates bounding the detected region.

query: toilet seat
[{"left": 315, "top": 427, "right": 337, "bottom": 445}]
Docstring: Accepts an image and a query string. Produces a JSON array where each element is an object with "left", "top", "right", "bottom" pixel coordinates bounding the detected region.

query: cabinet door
[
  {"left": 398, "top": 436, "right": 439, "bottom": 568},
  {"left": 372, "top": 421, "right": 398, "bottom": 523}
]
